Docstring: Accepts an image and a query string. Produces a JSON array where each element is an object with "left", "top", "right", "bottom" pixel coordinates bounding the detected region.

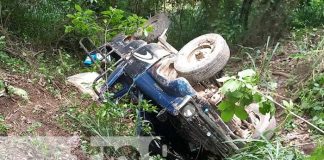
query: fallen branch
[{"left": 272, "top": 71, "right": 290, "bottom": 78}]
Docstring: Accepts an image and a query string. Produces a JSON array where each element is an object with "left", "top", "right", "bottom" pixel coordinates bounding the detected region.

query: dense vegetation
[{"left": 0, "top": 0, "right": 323, "bottom": 159}]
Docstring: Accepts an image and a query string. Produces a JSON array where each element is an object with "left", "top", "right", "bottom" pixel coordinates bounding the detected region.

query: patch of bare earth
[
  {"left": 0, "top": 71, "right": 67, "bottom": 136},
  {"left": 0, "top": 69, "right": 90, "bottom": 159}
]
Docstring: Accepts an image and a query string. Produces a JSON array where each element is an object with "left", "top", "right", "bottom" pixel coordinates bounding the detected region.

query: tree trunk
[{"left": 240, "top": 0, "right": 254, "bottom": 30}]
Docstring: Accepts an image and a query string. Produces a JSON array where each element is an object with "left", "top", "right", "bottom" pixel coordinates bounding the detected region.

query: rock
[
  {"left": 7, "top": 85, "right": 29, "bottom": 101},
  {"left": 66, "top": 72, "right": 102, "bottom": 100}
]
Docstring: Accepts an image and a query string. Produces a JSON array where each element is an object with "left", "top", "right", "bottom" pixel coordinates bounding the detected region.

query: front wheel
[{"left": 177, "top": 99, "right": 239, "bottom": 158}]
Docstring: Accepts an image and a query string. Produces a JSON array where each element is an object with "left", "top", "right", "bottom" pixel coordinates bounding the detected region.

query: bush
[
  {"left": 66, "top": 98, "right": 156, "bottom": 137},
  {"left": 299, "top": 73, "right": 324, "bottom": 130},
  {"left": 0, "top": 0, "right": 69, "bottom": 46},
  {"left": 291, "top": 0, "right": 324, "bottom": 28},
  {"left": 65, "top": 5, "right": 149, "bottom": 45}
]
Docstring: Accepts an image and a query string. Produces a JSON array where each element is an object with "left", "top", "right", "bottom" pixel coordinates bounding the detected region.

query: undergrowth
[
  {"left": 299, "top": 73, "right": 324, "bottom": 131},
  {"left": 0, "top": 51, "right": 30, "bottom": 74},
  {"left": 0, "top": 36, "right": 30, "bottom": 73},
  {"left": 0, "top": 114, "right": 9, "bottom": 136},
  {"left": 65, "top": 98, "right": 156, "bottom": 137},
  {"left": 59, "top": 97, "right": 157, "bottom": 158},
  {"left": 227, "top": 137, "right": 306, "bottom": 160}
]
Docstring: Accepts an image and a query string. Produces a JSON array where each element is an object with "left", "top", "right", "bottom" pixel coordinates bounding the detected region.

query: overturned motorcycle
[{"left": 71, "top": 30, "right": 276, "bottom": 159}]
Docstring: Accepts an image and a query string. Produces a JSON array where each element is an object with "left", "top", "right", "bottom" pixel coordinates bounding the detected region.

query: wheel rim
[{"left": 187, "top": 43, "right": 214, "bottom": 66}]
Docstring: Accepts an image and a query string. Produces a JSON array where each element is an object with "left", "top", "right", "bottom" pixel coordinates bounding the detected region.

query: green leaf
[
  {"left": 235, "top": 107, "right": 248, "bottom": 120},
  {"left": 283, "top": 100, "right": 289, "bottom": 107},
  {"left": 84, "top": 9, "right": 94, "bottom": 15},
  {"left": 218, "top": 100, "right": 235, "bottom": 111},
  {"left": 238, "top": 69, "right": 256, "bottom": 78},
  {"left": 228, "top": 90, "right": 243, "bottom": 98},
  {"left": 240, "top": 96, "right": 253, "bottom": 106},
  {"left": 66, "top": 14, "right": 74, "bottom": 18},
  {"left": 220, "top": 80, "right": 241, "bottom": 93},
  {"left": 307, "top": 145, "right": 324, "bottom": 160},
  {"left": 146, "top": 25, "right": 154, "bottom": 32},
  {"left": 253, "top": 94, "right": 262, "bottom": 102},
  {"left": 259, "top": 102, "right": 271, "bottom": 115},
  {"left": 289, "top": 53, "right": 306, "bottom": 59},
  {"left": 75, "top": 4, "right": 82, "bottom": 12},
  {"left": 64, "top": 26, "right": 73, "bottom": 33},
  {"left": 221, "top": 109, "right": 234, "bottom": 122},
  {"left": 283, "top": 100, "right": 294, "bottom": 110}
]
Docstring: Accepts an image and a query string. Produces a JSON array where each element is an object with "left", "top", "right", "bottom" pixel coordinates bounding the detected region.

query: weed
[
  {"left": 0, "top": 51, "right": 30, "bottom": 74},
  {"left": 37, "top": 50, "right": 80, "bottom": 81},
  {"left": 80, "top": 93, "right": 93, "bottom": 100},
  {"left": 217, "top": 69, "right": 275, "bottom": 122},
  {"left": 0, "top": 79, "right": 4, "bottom": 90},
  {"left": 0, "top": 35, "right": 30, "bottom": 73},
  {"left": 0, "top": 115, "right": 9, "bottom": 135},
  {"left": 1, "top": 0, "right": 68, "bottom": 45},
  {"left": 61, "top": 98, "right": 157, "bottom": 158},
  {"left": 291, "top": 0, "right": 324, "bottom": 28},
  {"left": 26, "top": 122, "right": 42, "bottom": 135},
  {"left": 66, "top": 99, "right": 156, "bottom": 137},
  {"left": 35, "top": 49, "right": 81, "bottom": 96},
  {"left": 299, "top": 73, "right": 324, "bottom": 131},
  {"left": 285, "top": 28, "right": 324, "bottom": 132},
  {"left": 226, "top": 137, "right": 306, "bottom": 160},
  {"left": 307, "top": 143, "right": 324, "bottom": 160}
]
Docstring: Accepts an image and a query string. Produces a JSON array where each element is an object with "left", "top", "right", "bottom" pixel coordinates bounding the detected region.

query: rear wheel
[{"left": 174, "top": 34, "right": 230, "bottom": 82}]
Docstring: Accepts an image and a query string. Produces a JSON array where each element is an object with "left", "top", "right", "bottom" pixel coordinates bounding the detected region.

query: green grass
[
  {"left": 298, "top": 73, "right": 324, "bottom": 131},
  {"left": 0, "top": 51, "right": 30, "bottom": 74},
  {"left": 0, "top": 115, "right": 9, "bottom": 135},
  {"left": 65, "top": 99, "right": 156, "bottom": 137},
  {"left": 226, "top": 137, "right": 306, "bottom": 160}
]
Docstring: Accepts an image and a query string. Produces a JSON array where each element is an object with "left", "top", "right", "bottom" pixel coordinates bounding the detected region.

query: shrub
[
  {"left": 299, "top": 73, "right": 324, "bottom": 130},
  {"left": 217, "top": 69, "right": 275, "bottom": 122},
  {"left": 66, "top": 98, "right": 157, "bottom": 137},
  {"left": 0, "top": 0, "right": 69, "bottom": 45},
  {"left": 65, "top": 5, "right": 149, "bottom": 44},
  {"left": 291, "top": 0, "right": 324, "bottom": 28}
]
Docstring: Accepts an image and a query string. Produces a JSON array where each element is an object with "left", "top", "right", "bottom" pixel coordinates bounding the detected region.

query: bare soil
[
  {"left": 1, "top": 71, "right": 67, "bottom": 135},
  {"left": 0, "top": 69, "right": 90, "bottom": 159}
]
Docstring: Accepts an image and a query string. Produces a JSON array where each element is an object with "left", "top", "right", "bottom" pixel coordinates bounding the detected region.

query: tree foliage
[{"left": 65, "top": 5, "right": 149, "bottom": 44}]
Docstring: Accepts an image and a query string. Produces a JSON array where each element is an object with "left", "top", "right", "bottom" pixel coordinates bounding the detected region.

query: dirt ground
[
  {"left": 0, "top": 69, "right": 69, "bottom": 136},
  {"left": 0, "top": 68, "right": 91, "bottom": 159}
]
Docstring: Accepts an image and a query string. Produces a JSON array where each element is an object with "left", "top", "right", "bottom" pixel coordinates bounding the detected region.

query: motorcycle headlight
[{"left": 182, "top": 103, "right": 196, "bottom": 117}]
